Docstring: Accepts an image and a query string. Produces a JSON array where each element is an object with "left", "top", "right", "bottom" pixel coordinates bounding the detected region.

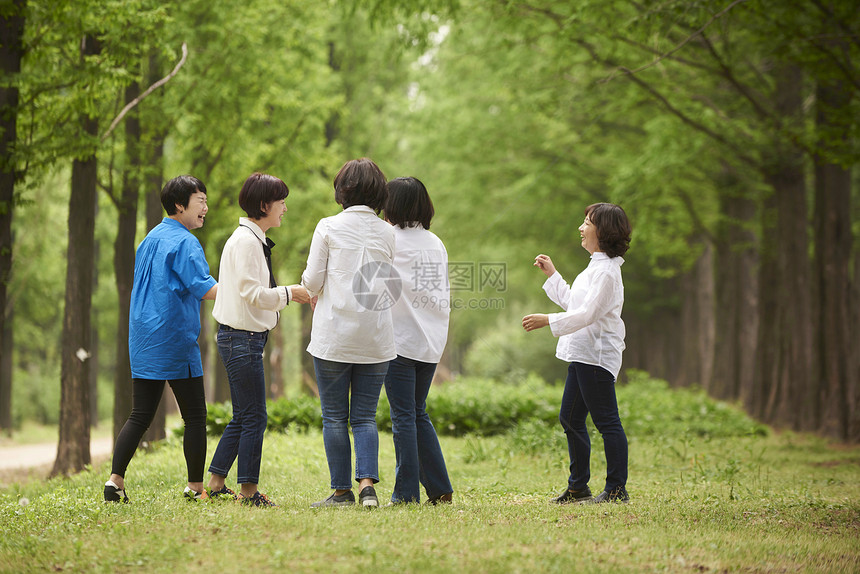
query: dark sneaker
[
  {"left": 425, "top": 492, "right": 453, "bottom": 505},
  {"left": 590, "top": 485, "right": 630, "bottom": 504},
  {"left": 206, "top": 485, "right": 237, "bottom": 500},
  {"left": 104, "top": 481, "right": 129, "bottom": 503},
  {"left": 359, "top": 486, "right": 378, "bottom": 508},
  {"left": 183, "top": 486, "right": 209, "bottom": 501},
  {"left": 552, "top": 487, "right": 593, "bottom": 504},
  {"left": 239, "top": 491, "right": 277, "bottom": 507},
  {"left": 311, "top": 490, "right": 356, "bottom": 508}
]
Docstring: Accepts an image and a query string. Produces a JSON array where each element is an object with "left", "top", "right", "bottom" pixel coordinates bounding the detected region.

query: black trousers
[{"left": 111, "top": 376, "right": 207, "bottom": 482}]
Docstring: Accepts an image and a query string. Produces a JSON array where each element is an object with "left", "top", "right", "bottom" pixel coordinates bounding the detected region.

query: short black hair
[
  {"left": 384, "top": 177, "right": 435, "bottom": 230},
  {"left": 586, "top": 203, "right": 632, "bottom": 258},
  {"left": 333, "top": 158, "right": 387, "bottom": 213},
  {"left": 238, "top": 173, "right": 289, "bottom": 219},
  {"left": 161, "top": 175, "right": 206, "bottom": 215}
]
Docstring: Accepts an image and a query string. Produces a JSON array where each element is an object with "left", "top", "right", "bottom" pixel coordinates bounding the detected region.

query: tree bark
[
  {"left": 0, "top": 307, "right": 12, "bottom": 434},
  {"left": 112, "top": 82, "right": 141, "bottom": 441},
  {"left": 0, "top": 0, "right": 25, "bottom": 434},
  {"left": 89, "top": 233, "right": 99, "bottom": 428},
  {"left": 711, "top": 171, "right": 758, "bottom": 403},
  {"left": 624, "top": 296, "right": 682, "bottom": 385},
  {"left": 851, "top": 248, "right": 860, "bottom": 443},
  {"left": 755, "top": 64, "right": 814, "bottom": 431},
  {"left": 678, "top": 241, "right": 715, "bottom": 389},
  {"left": 52, "top": 35, "right": 101, "bottom": 476},
  {"left": 813, "top": 77, "right": 852, "bottom": 440}
]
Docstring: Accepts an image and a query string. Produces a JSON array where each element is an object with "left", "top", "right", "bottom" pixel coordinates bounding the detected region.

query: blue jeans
[
  {"left": 313, "top": 357, "right": 388, "bottom": 490},
  {"left": 208, "top": 326, "right": 268, "bottom": 485},
  {"left": 384, "top": 356, "right": 452, "bottom": 503},
  {"left": 559, "top": 362, "right": 628, "bottom": 492}
]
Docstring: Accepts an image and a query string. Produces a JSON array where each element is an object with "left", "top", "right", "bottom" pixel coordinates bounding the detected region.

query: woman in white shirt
[
  {"left": 302, "top": 158, "right": 396, "bottom": 508},
  {"left": 206, "top": 173, "right": 308, "bottom": 507},
  {"left": 523, "top": 203, "right": 632, "bottom": 504},
  {"left": 383, "top": 177, "right": 453, "bottom": 505}
]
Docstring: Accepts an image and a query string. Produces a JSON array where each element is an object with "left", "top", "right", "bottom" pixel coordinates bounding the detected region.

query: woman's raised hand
[{"left": 534, "top": 254, "right": 556, "bottom": 278}]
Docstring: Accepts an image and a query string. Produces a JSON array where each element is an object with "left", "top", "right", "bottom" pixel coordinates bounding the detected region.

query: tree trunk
[
  {"left": 112, "top": 83, "right": 141, "bottom": 441},
  {"left": 53, "top": 149, "right": 97, "bottom": 477},
  {"left": 624, "top": 298, "right": 682, "bottom": 384},
  {"left": 0, "top": 0, "right": 25, "bottom": 434},
  {"left": 141, "top": 115, "right": 170, "bottom": 442},
  {"left": 711, "top": 173, "right": 758, "bottom": 403},
  {"left": 0, "top": 307, "right": 12, "bottom": 435},
  {"left": 90, "top": 211, "right": 100, "bottom": 427},
  {"left": 678, "top": 241, "right": 715, "bottom": 389},
  {"left": 52, "top": 34, "right": 100, "bottom": 476},
  {"left": 755, "top": 64, "right": 813, "bottom": 431},
  {"left": 851, "top": 248, "right": 860, "bottom": 443},
  {"left": 813, "top": 78, "right": 852, "bottom": 440}
]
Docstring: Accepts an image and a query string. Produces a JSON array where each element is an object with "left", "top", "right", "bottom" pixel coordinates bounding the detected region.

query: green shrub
[
  {"left": 378, "top": 373, "right": 558, "bottom": 436},
  {"left": 195, "top": 394, "right": 324, "bottom": 437},
  {"left": 619, "top": 369, "right": 770, "bottom": 438},
  {"left": 194, "top": 370, "right": 769, "bottom": 440}
]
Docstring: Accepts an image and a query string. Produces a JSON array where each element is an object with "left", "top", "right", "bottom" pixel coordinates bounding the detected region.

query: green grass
[{"left": 1, "top": 425, "right": 858, "bottom": 573}]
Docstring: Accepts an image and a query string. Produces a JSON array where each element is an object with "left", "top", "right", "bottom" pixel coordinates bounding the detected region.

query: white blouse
[
  {"left": 212, "top": 218, "right": 290, "bottom": 332},
  {"left": 390, "top": 225, "right": 450, "bottom": 364},
  {"left": 301, "top": 206, "right": 397, "bottom": 364},
  {"left": 542, "top": 252, "right": 626, "bottom": 379}
]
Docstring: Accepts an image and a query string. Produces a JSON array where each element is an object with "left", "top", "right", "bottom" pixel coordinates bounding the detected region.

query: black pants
[{"left": 111, "top": 377, "right": 207, "bottom": 482}]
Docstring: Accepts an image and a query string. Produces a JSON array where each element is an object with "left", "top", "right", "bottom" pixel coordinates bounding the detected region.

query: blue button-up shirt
[{"left": 129, "top": 217, "right": 217, "bottom": 379}]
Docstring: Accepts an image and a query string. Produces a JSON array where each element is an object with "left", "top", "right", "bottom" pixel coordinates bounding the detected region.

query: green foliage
[
  {"left": 197, "top": 371, "right": 768, "bottom": 442},
  {"left": 376, "top": 374, "right": 559, "bottom": 436},
  {"left": 200, "top": 394, "right": 323, "bottom": 437},
  {"left": 620, "top": 370, "right": 769, "bottom": 439},
  {"left": 7, "top": 0, "right": 858, "bottom": 444},
  {"left": 462, "top": 311, "right": 561, "bottom": 384}
]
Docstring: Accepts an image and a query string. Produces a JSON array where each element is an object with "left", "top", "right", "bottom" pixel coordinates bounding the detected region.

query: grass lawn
[{"left": 1, "top": 425, "right": 858, "bottom": 573}]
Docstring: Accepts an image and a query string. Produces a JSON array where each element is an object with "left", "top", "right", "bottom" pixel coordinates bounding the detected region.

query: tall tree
[
  {"left": 52, "top": 33, "right": 100, "bottom": 477},
  {"left": 107, "top": 80, "right": 141, "bottom": 441},
  {"left": 813, "top": 72, "right": 853, "bottom": 440},
  {"left": 0, "top": 0, "right": 26, "bottom": 433}
]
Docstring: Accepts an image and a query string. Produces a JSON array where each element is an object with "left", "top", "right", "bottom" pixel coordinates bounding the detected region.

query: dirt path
[
  {"left": 0, "top": 437, "right": 113, "bottom": 470},
  {"left": 0, "top": 437, "right": 113, "bottom": 485}
]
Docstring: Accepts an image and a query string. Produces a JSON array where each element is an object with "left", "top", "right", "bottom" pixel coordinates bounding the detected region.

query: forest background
[{"left": 0, "top": 0, "right": 857, "bottom": 476}]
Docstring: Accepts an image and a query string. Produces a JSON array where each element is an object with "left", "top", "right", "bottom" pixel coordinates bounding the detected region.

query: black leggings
[{"left": 111, "top": 377, "right": 207, "bottom": 482}]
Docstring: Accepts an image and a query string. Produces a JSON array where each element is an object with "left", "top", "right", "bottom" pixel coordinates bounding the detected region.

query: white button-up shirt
[
  {"left": 301, "top": 206, "right": 396, "bottom": 364},
  {"left": 543, "top": 252, "right": 626, "bottom": 379},
  {"left": 212, "top": 218, "right": 290, "bottom": 332},
  {"left": 390, "top": 225, "right": 450, "bottom": 364}
]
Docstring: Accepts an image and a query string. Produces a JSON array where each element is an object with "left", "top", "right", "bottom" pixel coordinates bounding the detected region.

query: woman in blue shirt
[{"left": 104, "top": 175, "right": 217, "bottom": 503}]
